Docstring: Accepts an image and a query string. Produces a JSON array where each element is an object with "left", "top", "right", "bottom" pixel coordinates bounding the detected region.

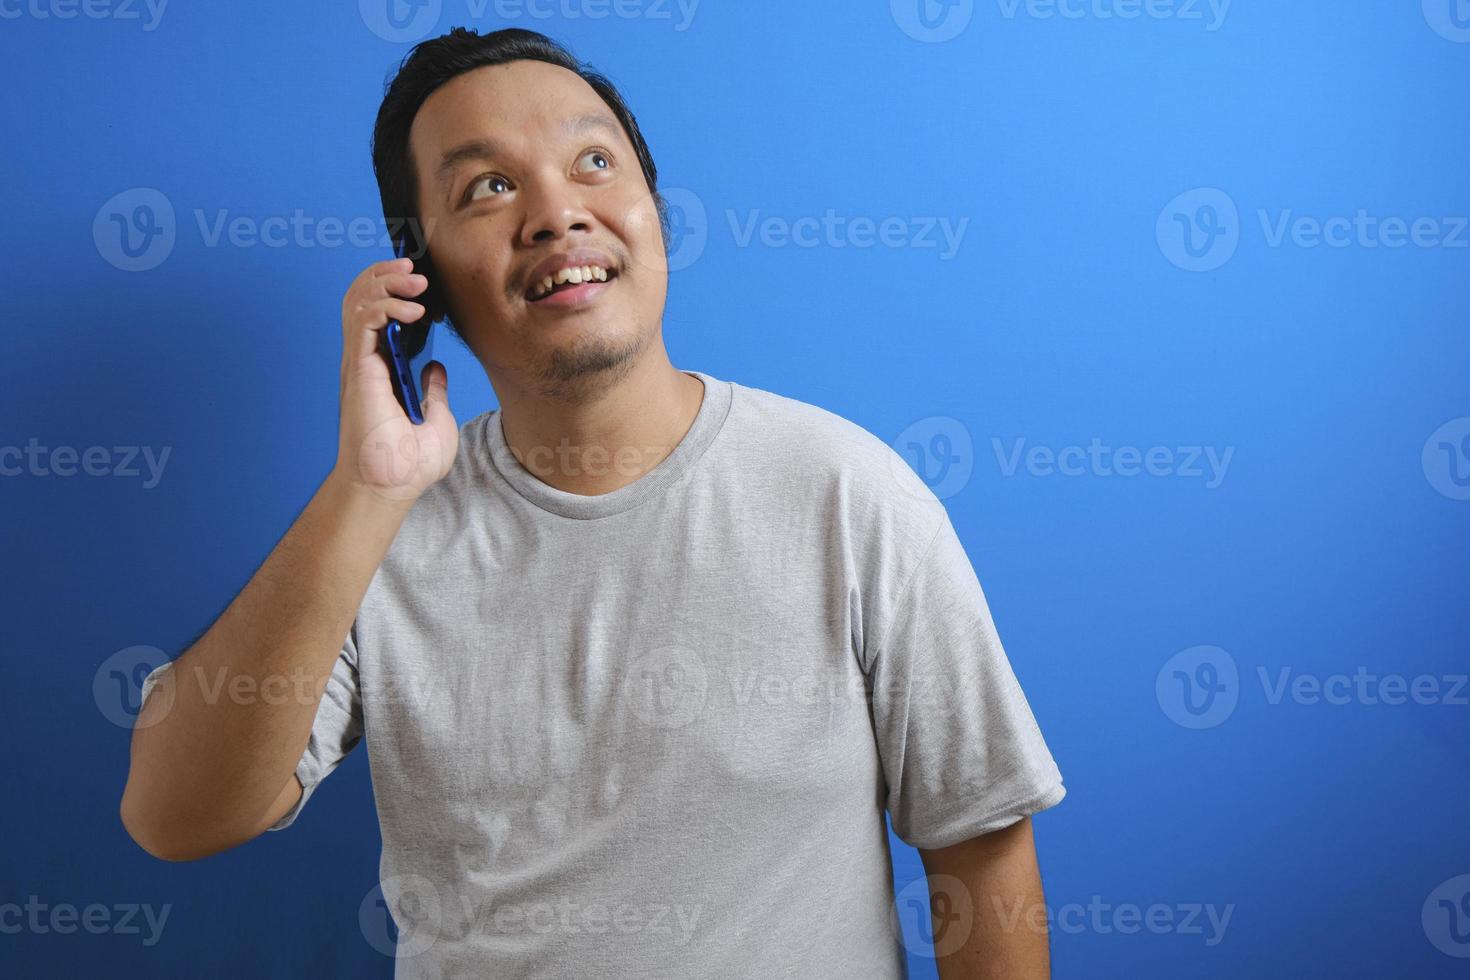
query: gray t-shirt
[{"left": 141, "top": 369, "right": 1065, "bottom": 978}]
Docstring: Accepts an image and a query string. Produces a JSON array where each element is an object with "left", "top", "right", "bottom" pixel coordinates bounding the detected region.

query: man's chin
[{"left": 536, "top": 329, "right": 647, "bottom": 395}]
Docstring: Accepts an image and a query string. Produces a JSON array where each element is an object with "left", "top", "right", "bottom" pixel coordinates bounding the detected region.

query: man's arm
[
  {"left": 120, "top": 258, "right": 453, "bottom": 861},
  {"left": 120, "top": 473, "right": 413, "bottom": 861},
  {"left": 917, "top": 816, "right": 1051, "bottom": 980}
]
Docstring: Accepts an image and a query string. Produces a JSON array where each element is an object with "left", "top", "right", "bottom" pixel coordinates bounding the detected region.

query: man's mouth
[{"left": 525, "top": 264, "right": 619, "bottom": 304}]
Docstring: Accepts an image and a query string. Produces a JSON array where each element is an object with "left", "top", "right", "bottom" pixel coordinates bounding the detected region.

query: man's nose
[{"left": 520, "top": 178, "right": 596, "bottom": 245}]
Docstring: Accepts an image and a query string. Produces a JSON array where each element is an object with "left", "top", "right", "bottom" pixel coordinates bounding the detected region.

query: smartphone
[{"left": 379, "top": 318, "right": 436, "bottom": 425}]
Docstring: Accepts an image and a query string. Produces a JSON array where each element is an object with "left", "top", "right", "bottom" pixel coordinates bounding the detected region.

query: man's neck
[{"left": 496, "top": 353, "right": 706, "bottom": 497}]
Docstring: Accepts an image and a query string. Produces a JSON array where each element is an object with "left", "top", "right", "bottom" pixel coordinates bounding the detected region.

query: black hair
[{"left": 370, "top": 27, "right": 668, "bottom": 334}]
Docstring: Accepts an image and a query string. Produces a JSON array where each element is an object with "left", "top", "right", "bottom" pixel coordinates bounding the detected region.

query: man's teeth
[{"left": 531, "top": 265, "right": 610, "bottom": 300}]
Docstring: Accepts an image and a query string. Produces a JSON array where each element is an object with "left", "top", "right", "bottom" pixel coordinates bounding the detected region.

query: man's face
[{"left": 409, "top": 59, "right": 667, "bottom": 396}]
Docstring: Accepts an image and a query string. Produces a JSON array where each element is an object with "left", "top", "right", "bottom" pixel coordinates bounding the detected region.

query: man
[{"left": 121, "top": 27, "right": 1066, "bottom": 979}]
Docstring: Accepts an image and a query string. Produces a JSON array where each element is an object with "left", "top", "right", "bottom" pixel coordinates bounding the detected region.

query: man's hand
[
  {"left": 336, "top": 257, "right": 458, "bottom": 504},
  {"left": 917, "top": 816, "right": 1051, "bottom": 979}
]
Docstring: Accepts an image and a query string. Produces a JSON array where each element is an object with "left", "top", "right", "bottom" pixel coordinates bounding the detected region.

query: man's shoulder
[
  {"left": 729, "top": 379, "right": 887, "bottom": 458},
  {"left": 725, "top": 377, "right": 943, "bottom": 516}
]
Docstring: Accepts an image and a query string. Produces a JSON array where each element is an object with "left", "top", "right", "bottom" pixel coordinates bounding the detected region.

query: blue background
[{"left": 4, "top": 1, "right": 1468, "bottom": 976}]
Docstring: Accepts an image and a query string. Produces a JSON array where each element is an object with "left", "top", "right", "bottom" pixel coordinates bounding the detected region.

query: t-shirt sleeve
[
  {"left": 865, "top": 510, "right": 1066, "bottom": 851},
  {"left": 135, "top": 626, "right": 365, "bottom": 832}
]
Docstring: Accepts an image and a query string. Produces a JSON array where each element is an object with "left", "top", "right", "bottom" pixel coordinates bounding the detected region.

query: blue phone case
[{"left": 381, "top": 319, "right": 435, "bottom": 425}]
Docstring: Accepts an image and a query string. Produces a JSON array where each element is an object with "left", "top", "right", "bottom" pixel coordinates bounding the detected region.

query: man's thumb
[{"left": 420, "top": 360, "right": 450, "bottom": 412}]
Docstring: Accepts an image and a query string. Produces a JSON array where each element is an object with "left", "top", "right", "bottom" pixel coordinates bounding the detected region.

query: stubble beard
[{"left": 533, "top": 318, "right": 650, "bottom": 404}]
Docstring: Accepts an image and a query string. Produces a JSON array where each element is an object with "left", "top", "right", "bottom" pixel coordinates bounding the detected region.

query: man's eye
[
  {"left": 466, "top": 174, "right": 510, "bottom": 202},
  {"left": 574, "top": 149, "right": 613, "bottom": 173}
]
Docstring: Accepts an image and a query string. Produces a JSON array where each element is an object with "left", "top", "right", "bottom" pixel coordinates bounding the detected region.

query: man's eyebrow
[{"left": 433, "top": 112, "right": 623, "bottom": 191}]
